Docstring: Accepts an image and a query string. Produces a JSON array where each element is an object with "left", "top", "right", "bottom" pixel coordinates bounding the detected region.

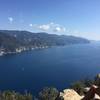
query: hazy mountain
[{"left": 0, "top": 30, "right": 90, "bottom": 52}]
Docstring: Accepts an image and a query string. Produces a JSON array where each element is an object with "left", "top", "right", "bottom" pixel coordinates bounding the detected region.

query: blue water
[{"left": 0, "top": 43, "right": 100, "bottom": 94}]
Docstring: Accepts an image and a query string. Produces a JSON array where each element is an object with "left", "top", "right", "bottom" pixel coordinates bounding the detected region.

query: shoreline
[
  {"left": 0, "top": 43, "right": 91, "bottom": 57},
  {"left": 0, "top": 46, "right": 49, "bottom": 56}
]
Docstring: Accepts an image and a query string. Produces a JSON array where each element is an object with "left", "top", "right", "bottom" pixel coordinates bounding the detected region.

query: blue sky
[{"left": 0, "top": 0, "right": 100, "bottom": 40}]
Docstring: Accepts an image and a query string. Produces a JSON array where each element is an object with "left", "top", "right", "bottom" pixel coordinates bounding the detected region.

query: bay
[{"left": 0, "top": 43, "right": 100, "bottom": 94}]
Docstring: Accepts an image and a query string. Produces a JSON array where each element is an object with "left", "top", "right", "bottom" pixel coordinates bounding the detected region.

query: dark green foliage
[
  {"left": 82, "top": 78, "right": 94, "bottom": 87},
  {"left": 94, "top": 74, "right": 100, "bottom": 86},
  {"left": 70, "top": 74, "right": 100, "bottom": 97},
  {"left": 0, "top": 32, "right": 21, "bottom": 52},
  {"left": 38, "top": 87, "right": 59, "bottom": 100},
  {"left": 71, "top": 81, "right": 85, "bottom": 95}
]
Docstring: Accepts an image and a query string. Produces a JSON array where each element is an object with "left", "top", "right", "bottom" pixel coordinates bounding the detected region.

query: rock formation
[
  {"left": 60, "top": 88, "right": 100, "bottom": 100},
  {"left": 60, "top": 89, "right": 83, "bottom": 100}
]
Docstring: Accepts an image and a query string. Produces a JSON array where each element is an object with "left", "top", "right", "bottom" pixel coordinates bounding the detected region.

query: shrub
[
  {"left": 0, "top": 90, "right": 33, "bottom": 100},
  {"left": 94, "top": 74, "right": 100, "bottom": 86},
  {"left": 38, "top": 87, "right": 59, "bottom": 100},
  {"left": 82, "top": 78, "right": 94, "bottom": 87},
  {"left": 70, "top": 81, "right": 85, "bottom": 95}
]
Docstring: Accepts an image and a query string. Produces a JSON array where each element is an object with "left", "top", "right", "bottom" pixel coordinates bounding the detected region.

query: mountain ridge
[{"left": 0, "top": 30, "right": 90, "bottom": 55}]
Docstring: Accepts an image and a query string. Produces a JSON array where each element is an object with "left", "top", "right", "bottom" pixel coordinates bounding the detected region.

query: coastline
[{"left": 0, "top": 46, "right": 49, "bottom": 56}]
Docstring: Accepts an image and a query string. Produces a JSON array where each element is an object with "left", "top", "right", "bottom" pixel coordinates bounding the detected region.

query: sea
[{"left": 0, "top": 42, "right": 100, "bottom": 95}]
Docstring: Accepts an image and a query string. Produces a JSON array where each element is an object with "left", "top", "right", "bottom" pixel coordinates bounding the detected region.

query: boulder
[{"left": 60, "top": 89, "right": 83, "bottom": 100}]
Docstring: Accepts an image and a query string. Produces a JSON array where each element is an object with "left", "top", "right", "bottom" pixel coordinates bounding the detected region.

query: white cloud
[
  {"left": 31, "top": 22, "right": 67, "bottom": 33},
  {"left": 53, "top": 27, "right": 66, "bottom": 32},
  {"left": 29, "top": 22, "right": 100, "bottom": 40},
  {"left": 54, "top": 27, "right": 61, "bottom": 32},
  {"left": 29, "top": 24, "right": 33, "bottom": 27},
  {"left": 38, "top": 24, "right": 50, "bottom": 31},
  {"left": 8, "top": 17, "right": 13, "bottom": 23}
]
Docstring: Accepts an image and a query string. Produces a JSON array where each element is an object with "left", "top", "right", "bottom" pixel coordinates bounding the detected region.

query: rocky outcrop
[
  {"left": 60, "top": 89, "right": 83, "bottom": 100},
  {"left": 60, "top": 88, "right": 100, "bottom": 100}
]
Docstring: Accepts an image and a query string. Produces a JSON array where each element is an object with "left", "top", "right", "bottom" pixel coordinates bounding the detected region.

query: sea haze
[{"left": 0, "top": 43, "right": 100, "bottom": 94}]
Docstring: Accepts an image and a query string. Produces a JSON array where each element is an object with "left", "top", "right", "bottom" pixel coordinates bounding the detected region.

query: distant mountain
[
  {"left": 0, "top": 32, "right": 21, "bottom": 51},
  {"left": 0, "top": 30, "right": 90, "bottom": 55}
]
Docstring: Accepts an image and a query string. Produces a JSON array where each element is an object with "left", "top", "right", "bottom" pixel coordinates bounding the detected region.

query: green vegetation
[
  {"left": 70, "top": 79, "right": 94, "bottom": 95},
  {"left": 0, "top": 87, "right": 60, "bottom": 100},
  {"left": 70, "top": 76, "right": 99, "bottom": 96},
  {"left": 94, "top": 74, "right": 100, "bottom": 86},
  {"left": 0, "top": 32, "right": 21, "bottom": 52},
  {"left": 0, "top": 74, "right": 100, "bottom": 100},
  {"left": 71, "top": 81, "right": 85, "bottom": 95},
  {"left": 0, "top": 30, "right": 90, "bottom": 53},
  {"left": 0, "top": 90, "right": 32, "bottom": 100},
  {"left": 38, "top": 87, "right": 59, "bottom": 100}
]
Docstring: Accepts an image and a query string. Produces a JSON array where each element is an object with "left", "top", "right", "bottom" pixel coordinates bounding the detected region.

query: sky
[{"left": 0, "top": 0, "right": 100, "bottom": 40}]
